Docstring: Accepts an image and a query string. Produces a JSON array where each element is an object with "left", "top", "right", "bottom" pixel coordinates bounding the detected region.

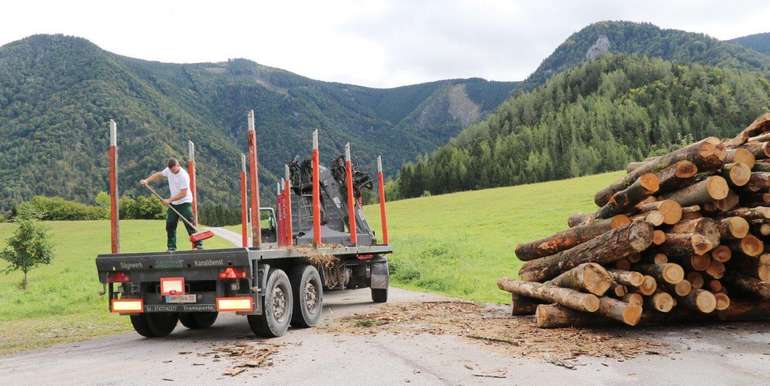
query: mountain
[
  {"left": 728, "top": 32, "right": 770, "bottom": 56},
  {"left": 394, "top": 54, "right": 770, "bottom": 198},
  {"left": 0, "top": 34, "right": 518, "bottom": 210},
  {"left": 522, "top": 21, "right": 770, "bottom": 90}
]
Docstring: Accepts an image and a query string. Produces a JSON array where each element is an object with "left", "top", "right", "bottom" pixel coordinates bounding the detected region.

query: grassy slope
[
  {"left": 362, "top": 171, "right": 622, "bottom": 303},
  {"left": 0, "top": 220, "right": 233, "bottom": 354}
]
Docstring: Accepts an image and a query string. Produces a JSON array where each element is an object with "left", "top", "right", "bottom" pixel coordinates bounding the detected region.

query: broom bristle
[{"left": 190, "top": 230, "right": 215, "bottom": 243}]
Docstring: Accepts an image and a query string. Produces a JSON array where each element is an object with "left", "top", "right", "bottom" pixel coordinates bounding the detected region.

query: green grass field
[
  {"left": 0, "top": 220, "right": 233, "bottom": 354},
  {"left": 0, "top": 171, "right": 622, "bottom": 354},
  {"left": 361, "top": 171, "right": 623, "bottom": 303}
]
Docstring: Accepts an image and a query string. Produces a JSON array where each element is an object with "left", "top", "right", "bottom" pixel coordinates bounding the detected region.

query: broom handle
[{"left": 143, "top": 184, "right": 200, "bottom": 231}]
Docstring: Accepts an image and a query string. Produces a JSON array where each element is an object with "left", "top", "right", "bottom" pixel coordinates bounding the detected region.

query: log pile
[{"left": 501, "top": 113, "right": 770, "bottom": 328}]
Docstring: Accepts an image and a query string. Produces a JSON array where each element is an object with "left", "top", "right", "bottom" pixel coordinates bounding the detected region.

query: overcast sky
[{"left": 2, "top": 0, "right": 770, "bottom": 88}]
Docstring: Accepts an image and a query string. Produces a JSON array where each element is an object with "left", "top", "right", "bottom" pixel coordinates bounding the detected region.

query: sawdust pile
[
  {"left": 195, "top": 342, "right": 281, "bottom": 377},
  {"left": 326, "top": 301, "right": 668, "bottom": 363}
]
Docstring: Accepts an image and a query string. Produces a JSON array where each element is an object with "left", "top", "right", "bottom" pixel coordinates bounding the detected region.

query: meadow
[
  {"left": 0, "top": 171, "right": 622, "bottom": 354},
  {"left": 0, "top": 220, "right": 233, "bottom": 354}
]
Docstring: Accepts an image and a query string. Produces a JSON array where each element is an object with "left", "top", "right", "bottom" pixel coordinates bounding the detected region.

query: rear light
[
  {"left": 218, "top": 267, "right": 247, "bottom": 280},
  {"left": 216, "top": 296, "right": 254, "bottom": 312},
  {"left": 357, "top": 254, "right": 374, "bottom": 260},
  {"left": 111, "top": 298, "right": 143, "bottom": 314},
  {"left": 108, "top": 272, "right": 130, "bottom": 283},
  {"left": 160, "top": 277, "right": 185, "bottom": 295}
]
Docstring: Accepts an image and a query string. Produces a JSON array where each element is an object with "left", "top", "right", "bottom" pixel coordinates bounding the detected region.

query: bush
[
  {"left": 15, "top": 196, "right": 107, "bottom": 221},
  {"left": 199, "top": 204, "right": 241, "bottom": 226},
  {"left": 119, "top": 196, "right": 164, "bottom": 219}
]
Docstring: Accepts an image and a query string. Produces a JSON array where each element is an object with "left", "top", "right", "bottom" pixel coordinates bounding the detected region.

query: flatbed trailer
[{"left": 96, "top": 114, "right": 392, "bottom": 338}]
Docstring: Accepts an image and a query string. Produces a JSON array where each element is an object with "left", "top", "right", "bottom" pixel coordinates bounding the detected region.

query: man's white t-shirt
[{"left": 162, "top": 167, "right": 193, "bottom": 205}]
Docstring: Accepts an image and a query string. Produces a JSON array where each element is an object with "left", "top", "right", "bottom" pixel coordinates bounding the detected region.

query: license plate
[{"left": 165, "top": 294, "right": 197, "bottom": 303}]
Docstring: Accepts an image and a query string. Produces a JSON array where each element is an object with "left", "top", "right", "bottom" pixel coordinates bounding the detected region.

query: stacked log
[{"left": 500, "top": 113, "right": 770, "bottom": 328}]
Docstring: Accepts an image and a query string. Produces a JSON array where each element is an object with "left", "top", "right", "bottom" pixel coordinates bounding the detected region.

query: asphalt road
[{"left": 2, "top": 287, "right": 770, "bottom": 385}]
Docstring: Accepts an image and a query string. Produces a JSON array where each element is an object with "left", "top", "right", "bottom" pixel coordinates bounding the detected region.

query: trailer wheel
[
  {"left": 371, "top": 288, "right": 388, "bottom": 303},
  {"left": 179, "top": 312, "right": 218, "bottom": 329},
  {"left": 290, "top": 265, "right": 323, "bottom": 328},
  {"left": 247, "top": 269, "right": 293, "bottom": 337},
  {"left": 130, "top": 313, "right": 179, "bottom": 338}
]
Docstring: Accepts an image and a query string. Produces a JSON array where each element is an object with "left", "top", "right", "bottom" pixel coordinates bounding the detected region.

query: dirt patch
[
  {"left": 325, "top": 301, "right": 668, "bottom": 365},
  {"left": 193, "top": 342, "right": 281, "bottom": 377}
]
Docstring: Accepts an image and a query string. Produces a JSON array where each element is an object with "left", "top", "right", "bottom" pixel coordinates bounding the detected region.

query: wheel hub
[
  {"left": 272, "top": 286, "right": 287, "bottom": 321},
  {"left": 304, "top": 281, "right": 318, "bottom": 311}
]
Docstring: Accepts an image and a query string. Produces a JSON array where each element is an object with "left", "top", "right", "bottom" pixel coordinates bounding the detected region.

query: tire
[
  {"left": 247, "top": 269, "right": 293, "bottom": 337},
  {"left": 290, "top": 265, "right": 323, "bottom": 328},
  {"left": 179, "top": 312, "right": 218, "bottom": 329},
  {"left": 371, "top": 288, "right": 388, "bottom": 303},
  {"left": 130, "top": 313, "right": 179, "bottom": 338}
]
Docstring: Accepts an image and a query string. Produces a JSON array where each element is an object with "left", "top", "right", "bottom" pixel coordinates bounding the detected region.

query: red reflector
[
  {"left": 218, "top": 267, "right": 247, "bottom": 280},
  {"left": 108, "top": 272, "right": 130, "bottom": 283},
  {"left": 357, "top": 254, "right": 374, "bottom": 260},
  {"left": 160, "top": 277, "right": 185, "bottom": 295},
  {"left": 111, "top": 298, "right": 143, "bottom": 314},
  {"left": 216, "top": 296, "right": 254, "bottom": 312}
]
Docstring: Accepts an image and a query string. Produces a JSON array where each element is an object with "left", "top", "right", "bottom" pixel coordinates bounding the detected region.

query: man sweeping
[{"left": 140, "top": 158, "right": 203, "bottom": 252}]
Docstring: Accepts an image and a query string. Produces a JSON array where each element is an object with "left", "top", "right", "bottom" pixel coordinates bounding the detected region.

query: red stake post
[
  {"left": 344, "top": 143, "right": 357, "bottom": 245},
  {"left": 240, "top": 154, "right": 248, "bottom": 248},
  {"left": 312, "top": 129, "right": 321, "bottom": 247},
  {"left": 108, "top": 120, "right": 120, "bottom": 253},
  {"left": 377, "top": 156, "right": 389, "bottom": 245},
  {"left": 276, "top": 181, "right": 285, "bottom": 246},
  {"left": 188, "top": 141, "right": 198, "bottom": 226},
  {"left": 247, "top": 110, "right": 262, "bottom": 248},
  {"left": 284, "top": 164, "right": 293, "bottom": 246}
]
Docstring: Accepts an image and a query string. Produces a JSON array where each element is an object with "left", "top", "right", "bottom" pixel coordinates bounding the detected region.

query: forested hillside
[
  {"left": 0, "top": 35, "right": 517, "bottom": 210},
  {"left": 395, "top": 54, "right": 770, "bottom": 198},
  {"left": 522, "top": 21, "right": 770, "bottom": 90},
  {"left": 728, "top": 32, "right": 770, "bottom": 56}
]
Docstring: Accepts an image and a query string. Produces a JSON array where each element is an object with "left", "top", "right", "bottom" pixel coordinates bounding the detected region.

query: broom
[{"left": 143, "top": 184, "right": 215, "bottom": 244}]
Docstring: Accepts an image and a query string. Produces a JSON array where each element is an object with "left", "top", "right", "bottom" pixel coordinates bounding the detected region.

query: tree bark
[
  {"left": 622, "top": 292, "right": 644, "bottom": 306},
  {"left": 728, "top": 113, "right": 770, "bottom": 146},
  {"left": 497, "top": 278, "right": 600, "bottom": 312},
  {"left": 515, "top": 215, "right": 630, "bottom": 261},
  {"left": 737, "top": 141, "right": 770, "bottom": 159},
  {"left": 655, "top": 160, "right": 699, "bottom": 193},
  {"left": 751, "top": 161, "right": 770, "bottom": 172},
  {"left": 631, "top": 211, "right": 664, "bottom": 226},
  {"left": 518, "top": 222, "right": 653, "bottom": 282},
  {"left": 509, "top": 293, "right": 540, "bottom": 316},
  {"left": 594, "top": 137, "right": 724, "bottom": 206},
  {"left": 535, "top": 298, "right": 643, "bottom": 328},
  {"left": 660, "top": 176, "right": 729, "bottom": 206},
  {"left": 608, "top": 269, "right": 644, "bottom": 287},
  {"left": 595, "top": 174, "right": 659, "bottom": 219},
  {"left": 747, "top": 172, "right": 770, "bottom": 192},
  {"left": 545, "top": 263, "right": 613, "bottom": 296},
  {"left": 723, "top": 206, "right": 770, "bottom": 221},
  {"left": 567, "top": 213, "right": 593, "bottom": 228},
  {"left": 726, "top": 274, "right": 770, "bottom": 299},
  {"left": 729, "top": 253, "right": 770, "bottom": 282},
  {"left": 660, "top": 232, "right": 717, "bottom": 256}
]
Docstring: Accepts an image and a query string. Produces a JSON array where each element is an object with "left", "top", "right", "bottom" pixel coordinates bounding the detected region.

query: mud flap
[{"left": 370, "top": 260, "right": 389, "bottom": 289}]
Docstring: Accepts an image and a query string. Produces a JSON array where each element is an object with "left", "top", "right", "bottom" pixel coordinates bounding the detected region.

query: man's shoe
[
  {"left": 195, "top": 245, "right": 204, "bottom": 250},
  {"left": 167, "top": 248, "right": 176, "bottom": 253}
]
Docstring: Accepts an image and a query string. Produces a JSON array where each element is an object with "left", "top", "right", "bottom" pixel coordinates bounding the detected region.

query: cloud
[{"left": 1, "top": 0, "right": 769, "bottom": 87}]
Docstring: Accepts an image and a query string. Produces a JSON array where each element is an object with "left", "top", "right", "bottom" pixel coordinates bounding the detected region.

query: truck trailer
[{"left": 95, "top": 113, "right": 392, "bottom": 338}]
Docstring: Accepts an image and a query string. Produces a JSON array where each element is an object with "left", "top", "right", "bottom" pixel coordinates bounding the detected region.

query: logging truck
[{"left": 95, "top": 112, "right": 392, "bottom": 338}]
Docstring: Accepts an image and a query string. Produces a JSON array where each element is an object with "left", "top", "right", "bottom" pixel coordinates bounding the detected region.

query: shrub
[
  {"left": 15, "top": 196, "right": 107, "bottom": 221},
  {"left": 1, "top": 217, "right": 54, "bottom": 289}
]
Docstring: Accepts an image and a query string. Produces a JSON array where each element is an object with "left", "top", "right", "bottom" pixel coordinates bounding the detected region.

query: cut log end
[
  {"left": 661, "top": 263, "right": 685, "bottom": 284},
  {"left": 714, "top": 292, "right": 730, "bottom": 311},
  {"left": 674, "top": 280, "right": 693, "bottom": 297},
  {"left": 706, "top": 176, "right": 730, "bottom": 201},
  {"left": 739, "top": 234, "right": 764, "bottom": 257},
  {"left": 711, "top": 245, "right": 732, "bottom": 263},
  {"left": 652, "top": 230, "right": 667, "bottom": 246},
  {"left": 639, "top": 173, "right": 660, "bottom": 193},
  {"left": 650, "top": 291, "right": 675, "bottom": 313},
  {"left": 639, "top": 275, "right": 658, "bottom": 296},
  {"left": 688, "top": 289, "right": 717, "bottom": 314},
  {"left": 687, "top": 272, "right": 704, "bottom": 289}
]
